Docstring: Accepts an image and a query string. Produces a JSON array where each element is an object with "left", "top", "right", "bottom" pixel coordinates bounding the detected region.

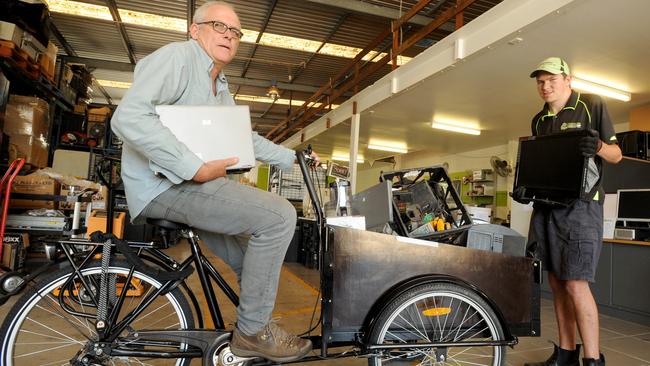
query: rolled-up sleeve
[{"left": 111, "top": 44, "right": 204, "bottom": 181}]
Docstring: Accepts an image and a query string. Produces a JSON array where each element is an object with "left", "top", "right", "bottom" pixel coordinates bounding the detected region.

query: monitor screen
[
  {"left": 514, "top": 130, "right": 589, "bottom": 200},
  {"left": 617, "top": 189, "right": 650, "bottom": 221}
]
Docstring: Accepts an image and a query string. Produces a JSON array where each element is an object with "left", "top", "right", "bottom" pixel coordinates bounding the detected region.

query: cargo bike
[{"left": 0, "top": 149, "right": 541, "bottom": 365}]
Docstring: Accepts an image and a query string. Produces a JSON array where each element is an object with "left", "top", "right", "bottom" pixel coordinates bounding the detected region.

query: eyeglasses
[{"left": 196, "top": 20, "right": 244, "bottom": 39}]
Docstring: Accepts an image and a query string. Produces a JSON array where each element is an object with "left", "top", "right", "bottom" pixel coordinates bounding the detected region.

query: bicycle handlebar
[{"left": 296, "top": 146, "right": 324, "bottom": 226}]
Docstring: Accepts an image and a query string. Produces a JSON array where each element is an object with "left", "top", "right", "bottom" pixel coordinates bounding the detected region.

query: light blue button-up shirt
[{"left": 112, "top": 39, "right": 295, "bottom": 221}]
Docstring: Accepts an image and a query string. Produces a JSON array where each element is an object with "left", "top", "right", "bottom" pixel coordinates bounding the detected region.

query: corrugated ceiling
[{"left": 47, "top": 0, "right": 502, "bottom": 135}]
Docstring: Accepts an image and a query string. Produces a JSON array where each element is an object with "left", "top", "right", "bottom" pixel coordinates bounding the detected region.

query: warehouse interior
[{"left": 1, "top": 0, "right": 649, "bottom": 365}]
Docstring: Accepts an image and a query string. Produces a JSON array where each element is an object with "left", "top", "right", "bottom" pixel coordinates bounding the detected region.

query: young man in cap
[{"left": 517, "top": 57, "right": 622, "bottom": 366}]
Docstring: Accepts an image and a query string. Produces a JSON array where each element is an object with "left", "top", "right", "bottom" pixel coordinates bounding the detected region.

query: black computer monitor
[
  {"left": 514, "top": 130, "right": 590, "bottom": 204},
  {"left": 616, "top": 189, "right": 650, "bottom": 222}
]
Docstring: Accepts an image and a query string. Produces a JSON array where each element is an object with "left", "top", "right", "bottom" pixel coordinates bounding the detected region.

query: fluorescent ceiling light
[
  {"left": 571, "top": 77, "right": 631, "bottom": 102},
  {"left": 96, "top": 79, "right": 132, "bottom": 89},
  {"left": 45, "top": 0, "right": 411, "bottom": 65},
  {"left": 368, "top": 144, "right": 408, "bottom": 153},
  {"left": 332, "top": 155, "right": 365, "bottom": 164},
  {"left": 431, "top": 122, "right": 481, "bottom": 135},
  {"left": 234, "top": 95, "right": 339, "bottom": 109}
]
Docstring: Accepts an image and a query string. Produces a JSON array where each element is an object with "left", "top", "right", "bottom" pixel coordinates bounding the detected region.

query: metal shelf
[{"left": 0, "top": 58, "right": 72, "bottom": 112}]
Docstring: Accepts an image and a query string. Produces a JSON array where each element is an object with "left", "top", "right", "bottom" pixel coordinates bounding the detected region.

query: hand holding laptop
[{"left": 192, "top": 157, "right": 240, "bottom": 182}]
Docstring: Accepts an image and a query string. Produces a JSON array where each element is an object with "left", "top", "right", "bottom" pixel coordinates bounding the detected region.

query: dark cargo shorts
[{"left": 527, "top": 199, "right": 603, "bottom": 282}]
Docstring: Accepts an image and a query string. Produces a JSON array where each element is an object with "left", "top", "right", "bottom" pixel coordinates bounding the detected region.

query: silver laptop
[{"left": 155, "top": 105, "right": 256, "bottom": 171}]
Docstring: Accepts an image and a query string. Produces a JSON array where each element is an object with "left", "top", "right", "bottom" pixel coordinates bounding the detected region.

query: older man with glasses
[{"left": 112, "top": 1, "right": 314, "bottom": 362}]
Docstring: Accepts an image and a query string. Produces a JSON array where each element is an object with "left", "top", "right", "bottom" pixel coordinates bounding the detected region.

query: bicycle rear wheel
[
  {"left": 0, "top": 260, "right": 195, "bottom": 366},
  {"left": 367, "top": 282, "right": 506, "bottom": 366}
]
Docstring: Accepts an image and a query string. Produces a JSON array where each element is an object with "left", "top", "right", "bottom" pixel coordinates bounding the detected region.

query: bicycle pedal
[{"left": 213, "top": 346, "right": 256, "bottom": 366}]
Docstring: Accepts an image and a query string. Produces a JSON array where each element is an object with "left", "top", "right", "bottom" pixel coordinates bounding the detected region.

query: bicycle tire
[
  {"left": 367, "top": 282, "right": 506, "bottom": 366},
  {"left": 0, "top": 259, "right": 195, "bottom": 366}
]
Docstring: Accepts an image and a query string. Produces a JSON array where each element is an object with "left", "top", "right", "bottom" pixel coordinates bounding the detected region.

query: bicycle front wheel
[
  {"left": 0, "top": 260, "right": 195, "bottom": 366},
  {"left": 367, "top": 282, "right": 506, "bottom": 366}
]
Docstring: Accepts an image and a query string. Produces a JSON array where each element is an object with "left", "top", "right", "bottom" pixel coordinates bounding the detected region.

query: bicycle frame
[{"left": 51, "top": 230, "right": 242, "bottom": 360}]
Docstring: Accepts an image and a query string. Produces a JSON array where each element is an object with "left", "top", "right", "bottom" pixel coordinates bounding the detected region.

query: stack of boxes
[
  {"left": 4, "top": 95, "right": 50, "bottom": 168},
  {"left": 1, "top": 0, "right": 57, "bottom": 82},
  {"left": 0, "top": 20, "right": 58, "bottom": 83}
]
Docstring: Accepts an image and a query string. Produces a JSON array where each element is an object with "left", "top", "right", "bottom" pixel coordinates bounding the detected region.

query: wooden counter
[{"left": 606, "top": 238, "right": 650, "bottom": 247}]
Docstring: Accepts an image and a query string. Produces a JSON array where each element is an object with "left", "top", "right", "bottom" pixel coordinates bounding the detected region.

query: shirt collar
[
  {"left": 540, "top": 90, "right": 580, "bottom": 119},
  {"left": 189, "top": 39, "right": 228, "bottom": 83},
  {"left": 190, "top": 39, "right": 216, "bottom": 73}
]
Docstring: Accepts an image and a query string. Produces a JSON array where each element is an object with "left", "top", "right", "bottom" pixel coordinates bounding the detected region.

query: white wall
[
  {"left": 397, "top": 144, "right": 509, "bottom": 174},
  {"left": 355, "top": 161, "right": 397, "bottom": 192}
]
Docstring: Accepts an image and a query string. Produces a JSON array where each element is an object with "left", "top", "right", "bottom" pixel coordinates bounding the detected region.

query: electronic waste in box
[
  {"left": 86, "top": 210, "right": 126, "bottom": 239},
  {"left": 381, "top": 166, "right": 473, "bottom": 243}
]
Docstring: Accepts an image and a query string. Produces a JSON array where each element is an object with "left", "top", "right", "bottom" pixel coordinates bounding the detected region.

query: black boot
[
  {"left": 582, "top": 353, "right": 605, "bottom": 366},
  {"left": 524, "top": 342, "right": 581, "bottom": 366}
]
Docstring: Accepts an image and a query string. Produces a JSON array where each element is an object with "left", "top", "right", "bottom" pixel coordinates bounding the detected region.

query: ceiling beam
[
  {"left": 303, "top": 0, "right": 454, "bottom": 31},
  {"left": 57, "top": 56, "right": 351, "bottom": 95},
  {"left": 229, "top": 76, "right": 353, "bottom": 96},
  {"left": 187, "top": 0, "right": 196, "bottom": 35},
  {"left": 61, "top": 56, "right": 135, "bottom": 72},
  {"left": 105, "top": 0, "right": 137, "bottom": 64},
  {"left": 291, "top": 12, "right": 349, "bottom": 84},
  {"left": 425, "top": 0, "right": 450, "bottom": 16},
  {"left": 240, "top": 0, "right": 278, "bottom": 80},
  {"left": 49, "top": 24, "right": 114, "bottom": 104},
  {"left": 49, "top": 22, "right": 77, "bottom": 57}
]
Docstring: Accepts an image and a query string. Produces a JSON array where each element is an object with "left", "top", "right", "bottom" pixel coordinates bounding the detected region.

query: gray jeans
[{"left": 140, "top": 178, "right": 297, "bottom": 335}]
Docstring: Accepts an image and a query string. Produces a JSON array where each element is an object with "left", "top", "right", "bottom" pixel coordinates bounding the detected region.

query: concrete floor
[{"left": 1, "top": 240, "right": 649, "bottom": 365}]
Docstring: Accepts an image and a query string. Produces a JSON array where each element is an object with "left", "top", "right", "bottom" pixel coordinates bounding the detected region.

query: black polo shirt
[{"left": 530, "top": 91, "right": 618, "bottom": 202}]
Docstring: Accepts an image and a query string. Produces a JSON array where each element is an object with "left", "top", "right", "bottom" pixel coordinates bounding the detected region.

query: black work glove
[
  {"left": 579, "top": 129, "right": 603, "bottom": 157},
  {"left": 511, "top": 186, "right": 531, "bottom": 205}
]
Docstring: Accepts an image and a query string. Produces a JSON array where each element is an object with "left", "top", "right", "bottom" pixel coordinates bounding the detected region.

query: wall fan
[{"left": 490, "top": 156, "right": 512, "bottom": 177}]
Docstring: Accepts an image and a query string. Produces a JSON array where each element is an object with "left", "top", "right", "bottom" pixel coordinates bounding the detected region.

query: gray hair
[{"left": 193, "top": 1, "right": 236, "bottom": 23}]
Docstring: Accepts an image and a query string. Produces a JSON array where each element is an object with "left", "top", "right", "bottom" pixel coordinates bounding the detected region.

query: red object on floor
[{"left": 0, "top": 159, "right": 26, "bottom": 264}]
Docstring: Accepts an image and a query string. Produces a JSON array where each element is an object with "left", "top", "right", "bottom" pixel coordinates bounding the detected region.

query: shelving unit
[
  {"left": 6, "top": 192, "right": 92, "bottom": 237},
  {"left": 1, "top": 42, "right": 110, "bottom": 270},
  {"left": 464, "top": 169, "right": 496, "bottom": 223},
  {"left": 0, "top": 57, "right": 72, "bottom": 112}
]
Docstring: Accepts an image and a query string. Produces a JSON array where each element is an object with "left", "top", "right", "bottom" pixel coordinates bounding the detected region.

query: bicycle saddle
[{"left": 146, "top": 218, "right": 189, "bottom": 231}]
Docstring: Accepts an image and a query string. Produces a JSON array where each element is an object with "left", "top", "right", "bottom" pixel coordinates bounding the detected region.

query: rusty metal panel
[{"left": 323, "top": 226, "right": 540, "bottom": 340}]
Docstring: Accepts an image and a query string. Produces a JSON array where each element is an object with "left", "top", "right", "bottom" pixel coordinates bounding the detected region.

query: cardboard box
[
  {"left": 36, "top": 52, "right": 54, "bottom": 81},
  {"left": 88, "top": 106, "right": 111, "bottom": 122},
  {"left": 4, "top": 95, "right": 50, "bottom": 138},
  {"left": 86, "top": 210, "right": 125, "bottom": 238},
  {"left": 45, "top": 41, "right": 58, "bottom": 63},
  {"left": 2, "top": 233, "right": 29, "bottom": 271},
  {"left": 472, "top": 170, "right": 485, "bottom": 181},
  {"left": 20, "top": 32, "right": 45, "bottom": 61},
  {"left": 0, "top": 21, "right": 24, "bottom": 46},
  {"left": 8, "top": 134, "right": 48, "bottom": 168},
  {"left": 73, "top": 102, "right": 87, "bottom": 114},
  {"left": 60, "top": 184, "right": 108, "bottom": 211},
  {"left": 9, "top": 175, "right": 60, "bottom": 209}
]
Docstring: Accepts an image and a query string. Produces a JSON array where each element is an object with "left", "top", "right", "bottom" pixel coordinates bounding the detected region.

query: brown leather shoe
[{"left": 230, "top": 321, "right": 312, "bottom": 362}]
